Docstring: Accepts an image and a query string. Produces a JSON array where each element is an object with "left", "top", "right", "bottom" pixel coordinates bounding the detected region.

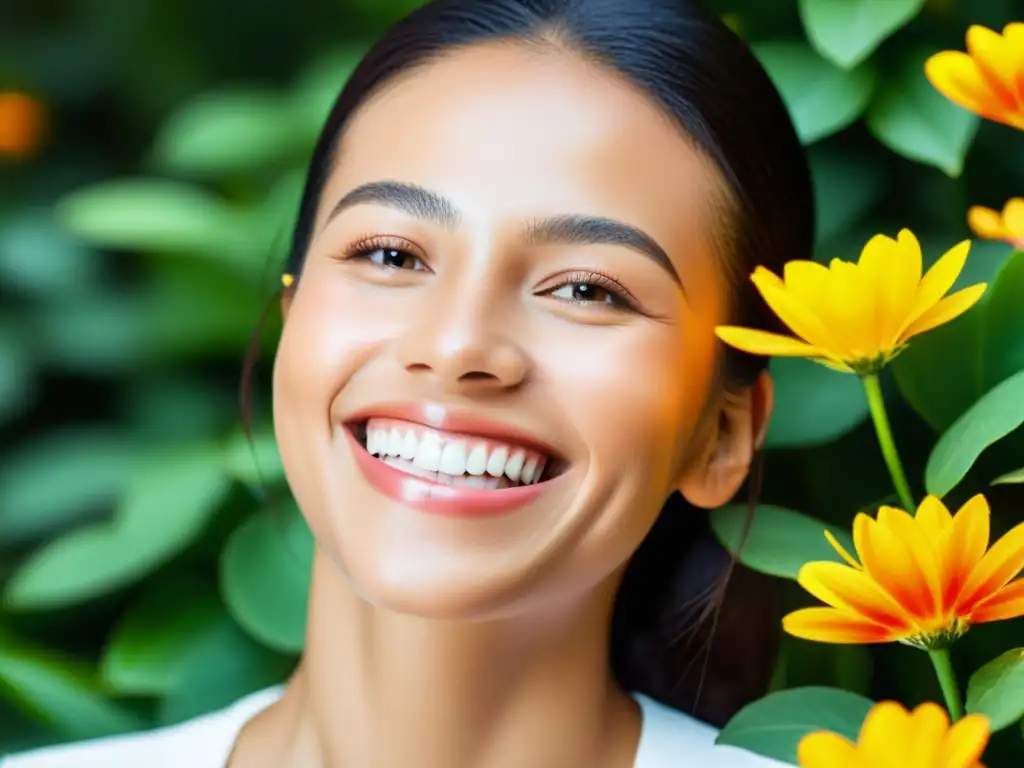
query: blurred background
[{"left": 1, "top": 0, "right": 1023, "bottom": 763}]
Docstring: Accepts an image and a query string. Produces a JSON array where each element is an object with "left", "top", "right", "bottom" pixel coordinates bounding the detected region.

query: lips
[{"left": 341, "top": 402, "right": 568, "bottom": 517}]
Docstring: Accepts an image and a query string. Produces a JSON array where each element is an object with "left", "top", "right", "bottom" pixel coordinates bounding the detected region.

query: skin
[{"left": 229, "top": 40, "right": 773, "bottom": 768}]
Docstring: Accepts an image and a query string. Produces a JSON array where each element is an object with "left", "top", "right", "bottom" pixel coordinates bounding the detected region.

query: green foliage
[
  {"left": 925, "top": 369, "right": 1024, "bottom": 498},
  {"left": 716, "top": 687, "right": 875, "bottom": 763},
  {"left": 966, "top": 650, "right": 1024, "bottom": 733},
  {"left": 710, "top": 504, "right": 855, "bottom": 579},
  {"left": 2, "top": 0, "right": 1023, "bottom": 765}
]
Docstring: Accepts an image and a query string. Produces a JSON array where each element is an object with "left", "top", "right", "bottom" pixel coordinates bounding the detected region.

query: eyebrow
[{"left": 326, "top": 180, "right": 682, "bottom": 287}]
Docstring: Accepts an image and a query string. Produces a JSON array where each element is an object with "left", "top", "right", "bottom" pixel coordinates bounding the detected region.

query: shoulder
[
  {"left": 1, "top": 687, "right": 283, "bottom": 768},
  {"left": 633, "top": 694, "right": 789, "bottom": 768}
]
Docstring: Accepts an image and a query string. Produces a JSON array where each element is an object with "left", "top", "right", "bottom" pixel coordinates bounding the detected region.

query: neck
[{"left": 279, "top": 549, "right": 641, "bottom": 768}]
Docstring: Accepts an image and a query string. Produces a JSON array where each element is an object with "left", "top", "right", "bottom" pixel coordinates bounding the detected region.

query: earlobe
[{"left": 676, "top": 370, "right": 774, "bottom": 509}]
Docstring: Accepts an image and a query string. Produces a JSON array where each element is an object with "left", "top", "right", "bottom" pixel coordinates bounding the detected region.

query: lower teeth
[{"left": 379, "top": 456, "right": 515, "bottom": 489}]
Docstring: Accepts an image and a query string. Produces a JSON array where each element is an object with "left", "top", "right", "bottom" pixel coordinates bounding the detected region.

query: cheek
[{"left": 544, "top": 315, "right": 718, "bottom": 487}]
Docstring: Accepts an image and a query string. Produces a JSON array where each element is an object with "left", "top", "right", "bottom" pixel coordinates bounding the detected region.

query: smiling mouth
[{"left": 348, "top": 417, "right": 567, "bottom": 490}]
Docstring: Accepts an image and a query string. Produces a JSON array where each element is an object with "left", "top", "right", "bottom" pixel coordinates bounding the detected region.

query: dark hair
[{"left": 278, "top": 0, "right": 814, "bottom": 727}]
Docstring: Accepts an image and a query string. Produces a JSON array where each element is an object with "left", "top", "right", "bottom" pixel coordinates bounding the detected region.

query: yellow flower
[
  {"left": 783, "top": 495, "right": 1024, "bottom": 650},
  {"left": 714, "top": 230, "right": 986, "bottom": 375},
  {"left": 968, "top": 197, "right": 1024, "bottom": 250},
  {"left": 797, "top": 701, "right": 989, "bottom": 768},
  {"left": 925, "top": 23, "right": 1024, "bottom": 131}
]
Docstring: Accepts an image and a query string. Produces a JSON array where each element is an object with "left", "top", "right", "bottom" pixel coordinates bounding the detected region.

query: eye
[
  {"left": 359, "top": 246, "right": 427, "bottom": 271},
  {"left": 546, "top": 271, "right": 635, "bottom": 310}
]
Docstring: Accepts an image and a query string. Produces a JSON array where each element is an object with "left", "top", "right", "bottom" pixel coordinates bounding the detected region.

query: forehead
[{"left": 316, "top": 41, "right": 726, "bottom": 285}]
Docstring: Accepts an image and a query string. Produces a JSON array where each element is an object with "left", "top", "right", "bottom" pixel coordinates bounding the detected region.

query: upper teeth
[{"left": 363, "top": 418, "right": 549, "bottom": 485}]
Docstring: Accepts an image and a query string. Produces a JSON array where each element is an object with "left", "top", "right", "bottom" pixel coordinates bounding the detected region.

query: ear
[{"left": 677, "top": 370, "right": 774, "bottom": 509}]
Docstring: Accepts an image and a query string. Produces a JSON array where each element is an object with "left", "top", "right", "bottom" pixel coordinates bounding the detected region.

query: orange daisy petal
[
  {"left": 943, "top": 494, "right": 990, "bottom": 608},
  {"left": 858, "top": 700, "right": 912, "bottom": 761},
  {"left": 854, "top": 512, "right": 936, "bottom": 621},
  {"left": 783, "top": 607, "right": 902, "bottom": 644},
  {"left": 908, "top": 703, "right": 950, "bottom": 766},
  {"left": 958, "top": 519, "right": 1024, "bottom": 611},
  {"left": 925, "top": 51, "right": 998, "bottom": 116},
  {"left": 965, "top": 25, "right": 1019, "bottom": 111},
  {"left": 797, "top": 562, "right": 911, "bottom": 629},
  {"left": 967, "top": 206, "right": 1010, "bottom": 242},
  {"left": 969, "top": 578, "right": 1024, "bottom": 624},
  {"left": 915, "top": 495, "right": 953, "bottom": 540}
]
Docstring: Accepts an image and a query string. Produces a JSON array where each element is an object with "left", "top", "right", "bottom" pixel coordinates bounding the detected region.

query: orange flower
[
  {"left": 925, "top": 23, "right": 1024, "bottom": 131},
  {"left": 0, "top": 91, "right": 46, "bottom": 158},
  {"left": 798, "top": 701, "right": 989, "bottom": 768},
  {"left": 968, "top": 197, "right": 1024, "bottom": 250},
  {"left": 783, "top": 494, "right": 1024, "bottom": 649}
]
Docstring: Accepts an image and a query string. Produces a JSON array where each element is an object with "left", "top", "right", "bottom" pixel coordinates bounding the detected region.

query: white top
[{"left": 1, "top": 687, "right": 783, "bottom": 767}]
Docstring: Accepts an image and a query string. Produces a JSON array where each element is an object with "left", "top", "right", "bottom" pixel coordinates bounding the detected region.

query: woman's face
[{"left": 273, "top": 41, "right": 746, "bottom": 618}]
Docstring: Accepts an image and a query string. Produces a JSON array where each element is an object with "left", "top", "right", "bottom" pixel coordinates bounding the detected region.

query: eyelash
[{"left": 340, "top": 236, "right": 637, "bottom": 311}]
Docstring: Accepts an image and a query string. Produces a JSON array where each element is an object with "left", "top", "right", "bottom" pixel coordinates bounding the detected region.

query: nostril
[{"left": 458, "top": 371, "right": 500, "bottom": 382}]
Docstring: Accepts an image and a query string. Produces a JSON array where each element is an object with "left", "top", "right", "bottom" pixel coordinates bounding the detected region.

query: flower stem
[
  {"left": 862, "top": 373, "right": 915, "bottom": 512},
  {"left": 928, "top": 648, "right": 965, "bottom": 721}
]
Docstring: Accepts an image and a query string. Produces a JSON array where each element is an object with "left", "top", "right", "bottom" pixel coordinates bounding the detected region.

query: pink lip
[{"left": 341, "top": 402, "right": 565, "bottom": 518}]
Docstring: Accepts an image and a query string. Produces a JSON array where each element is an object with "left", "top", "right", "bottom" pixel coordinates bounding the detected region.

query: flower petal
[
  {"left": 1004, "top": 198, "right": 1024, "bottom": 245},
  {"left": 750, "top": 267, "right": 845, "bottom": 356},
  {"left": 826, "top": 529, "right": 862, "bottom": 570},
  {"left": 854, "top": 512, "right": 937, "bottom": 621},
  {"left": 967, "top": 206, "right": 1010, "bottom": 242},
  {"left": 943, "top": 713, "right": 991, "bottom": 768},
  {"left": 958, "top": 519, "right": 1024, "bottom": 611},
  {"left": 714, "top": 326, "right": 823, "bottom": 358},
  {"left": 821, "top": 259, "right": 878, "bottom": 360},
  {"left": 901, "top": 284, "right": 987, "bottom": 341},
  {"left": 858, "top": 701, "right": 913, "bottom": 763},
  {"left": 969, "top": 578, "right": 1024, "bottom": 624},
  {"left": 915, "top": 495, "right": 953, "bottom": 540},
  {"left": 798, "top": 561, "right": 911, "bottom": 629},
  {"left": 966, "top": 25, "right": 1019, "bottom": 110},
  {"left": 942, "top": 494, "right": 990, "bottom": 609},
  {"left": 859, "top": 232, "right": 919, "bottom": 350},
  {"left": 783, "top": 260, "right": 830, "bottom": 308},
  {"left": 876, "top": 506, "right": 943, "bottom": 616},
  {"left": 925, "top": 51, "right": 997, "bottom": 118},
  {"left": 796, "top": 732, "right": 861, "bottom": 768},
  {"left": 903, "top": 239, "right": 972, "bottom": 331},
  {"left": 908, "top": 703, "right": 949, "bottom": 767},
  {"left": 782, "top": 607, "right": 902, "bottom": 644}
]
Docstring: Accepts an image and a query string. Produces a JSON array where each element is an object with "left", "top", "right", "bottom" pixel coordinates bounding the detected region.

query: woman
[{"left": 5, "top": 0, "right": 812, "bottom": 765}]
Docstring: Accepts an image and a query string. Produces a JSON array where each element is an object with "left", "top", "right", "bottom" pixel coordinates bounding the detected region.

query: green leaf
[
  {"left": 0, "top": 325, "right": 31, "bottom": 425},
  {"left": 151, "top": 90, "right": 301, "bottom": 177},
  {"left": 717, "top": 686, "right": 874, "bottom": 762},
  {"left": 925, "top": 369, "right": 1024, "bottom": 498},
  {"left": 291, "top": 47, "right": 367, "bottom": 143},
  {"left": 866, "top": 52, "right": 980, "bottom": 176},
  {"left": 809, "top": 146, "right": 886, "bottom": 243},
  {"left": 709, "top": 504, "right": 855, "bottom": 580},
  {"left": 220, "top": 504, "right": 312, "bottom": 654},
  {"left": 158, "top": 612, "right": 293, "bottom": 726},
  {"left": 992, "top": 466, "right": 1024, "bottom": 485},
  {"left": 799, "top": 0, "right": 926, "bottom": 69},
  {"left": 754, "top": 42, "right": 875, "bottom": 144},
  {"left": 56, "top": 178, "right": 245, "bottom": 257},
  {"left": 4, "top": 443, "right": 229, "bottom": 610},
  {"left": 766, "top": 358, "right": 869, "bottom": 448},
  {"left": 892, "top": 240, "right": 1014, "bottom": 433},
  {"left": 980, "top": 250, "right": 1024, "bottom": 389},
  {"left": 0, "top": 634, "right": 142, "bottom": 740},
  {"left": 966, "top": 649, "right": 1024, "bottom": 732},
  {"left": 102, "top": 574, "right": 222, "bottom": 696},
  {"left": 0, "top": 210, "right": 100, "bottom": 298},
  {"left": 0, "top": 429, "right": 140, "bottom": 543}
]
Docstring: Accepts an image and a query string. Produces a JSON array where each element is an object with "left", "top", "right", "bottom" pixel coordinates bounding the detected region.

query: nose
[{"left": 394, "top": 282, "right": 529, "bottom": 395}]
